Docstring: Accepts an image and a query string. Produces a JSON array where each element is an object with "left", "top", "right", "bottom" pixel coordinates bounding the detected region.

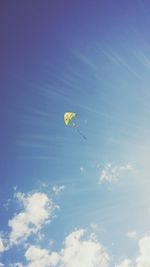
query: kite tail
[
  {"left": 76, "top": 128, "right": 87, "bottom": 140},
  {"left": 71, "top": 122, "right": 86, "bottom": 140}
]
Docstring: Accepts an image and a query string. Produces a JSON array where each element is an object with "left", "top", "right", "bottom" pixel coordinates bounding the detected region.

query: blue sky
[{"left": 1, "top": 1, "right": 150, "bottom": 266}]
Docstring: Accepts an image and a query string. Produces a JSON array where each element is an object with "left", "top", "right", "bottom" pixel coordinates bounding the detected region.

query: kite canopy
[{"left": 64, "top": 112, "right": 76, "bottom": 126}]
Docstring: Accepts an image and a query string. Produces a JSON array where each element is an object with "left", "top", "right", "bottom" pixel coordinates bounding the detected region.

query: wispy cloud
[
  {"left": 9, "top": 263, "right": 23, "bottom": 267},
  {"left": 127, "top": 231, "right": 137, "bottom": 239},
  {"left": 52, "top": 185, "right": 66, "bottom": 195},
  {"left": 90, "top": 223, "right": 104, "bottom": 234},
  {"left": 80, "top": 166, "right": 86, "bottom": 174},
  {"left": 99, "top": 163, "right": 133, "bottom": 183}
]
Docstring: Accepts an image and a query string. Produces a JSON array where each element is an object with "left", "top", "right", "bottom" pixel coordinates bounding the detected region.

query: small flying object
[{"left": 64, "top": 112, "right": 86, "bottom": 140}]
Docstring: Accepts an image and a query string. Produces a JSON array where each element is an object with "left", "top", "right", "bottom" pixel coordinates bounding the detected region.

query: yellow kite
[
  {"left": 64, "top": 112, "right": 77, "bottom": 126},
  {"left": 64, "top": 112, "right": 86, "bottom": 139}
]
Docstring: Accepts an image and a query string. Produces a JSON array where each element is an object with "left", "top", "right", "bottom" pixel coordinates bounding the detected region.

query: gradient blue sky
[{"left": 1, "top": 1, "right": 150, "bottom": 266}]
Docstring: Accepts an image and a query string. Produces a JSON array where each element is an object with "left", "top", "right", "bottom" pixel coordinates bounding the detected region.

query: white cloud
[
  {"left": 8, "top": 192, "right": 58, "bottom": 245},
  {"left": 59, "top": 229, "right": 109, "bottom": 267},
  {"left": 13, "top": 229, "right": 110, "bottom": 267},
  {"left": 116, "top": 235, "right": 150, "bottom": 267},
  {"left": 127, "top": 231, "right": 137, "bottom": 239},
  {"left": 116, "top": 259, "right": 134, "bottom": 267},
  {"left": 25, "top": 245, "right": 59, "bottom": 267},
  {"left": 52, "top": 185, "right": 65, "bottom": 195},
  {"left": 99, "top": 163, "right": 133, "bottom": 183},
  {"left": 136, "top": 236, "right": 150, "bottom": 267},
  {"left": 0, "top": 238, "right": 5, "bottom": 253},
  {"left": 0, "top": 263, "right": 4, "bottom": 267},
  {"left": 8, "top": 230, "right": 150, "bottom": 267}
]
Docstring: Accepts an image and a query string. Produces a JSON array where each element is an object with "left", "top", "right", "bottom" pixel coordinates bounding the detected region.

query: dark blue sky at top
[
  {"left": 1, "top": 0, "right": 150, "bottom": 75},
  {"left": 1, "top": 0, "right": 150, "bottom": 248}
]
